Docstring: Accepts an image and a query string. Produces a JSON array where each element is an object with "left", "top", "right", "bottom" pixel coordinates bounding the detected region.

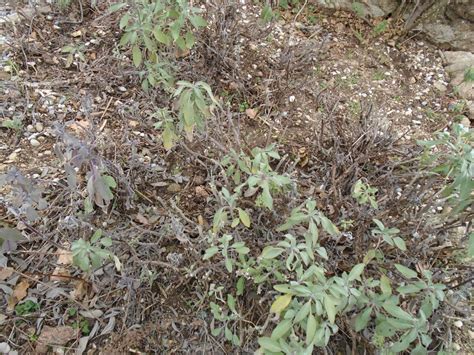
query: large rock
[
  {"left": 313, "top": 0, "right": 398, "bottom": 18},
  {"left": 420, "top": 21, "right": 474, "bottom": 52},
  {"left": 312, "top": 0, "right": 474, "bottom": 51},
  {"left": 443, "top": 51, "right": 474, "bottom": 100},
  {"left": 448, "top": 2, "right": 474, "bottom": 23},
  {"left": 467, "top": 101, "right": 474, "bottom": 119}
]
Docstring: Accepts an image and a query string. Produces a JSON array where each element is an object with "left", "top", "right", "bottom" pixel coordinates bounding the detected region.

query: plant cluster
[
  {"left": 418, "top": 123, "right": 473, "bottom": 214},
  {"left": 200, "top": 132, "right": 472, "bottom": 353},
  {"left": 111, "top": 0, "right": 219, "bottom": 148},
  {"left": 1, "top": 1, "right": 472, "bottom": 354}
]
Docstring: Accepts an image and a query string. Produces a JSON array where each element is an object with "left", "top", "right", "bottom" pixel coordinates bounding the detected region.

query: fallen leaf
[
  {"left": 7, "top": 279, "right": 29, "bottom": 310},
  {"left": 175, "top": 48, "right": 190, "bottom": 58},
  {"left": 70, "top": 280, "right": 87, "bottom": 300},
  {"left": 128, "top": 120, "right": 139, "bottom": 128},
  {"left": 0, "top": 267, "right": 14, "bottom": 281},
  {"left": 71, "top": 30, "right": 82, "bottom": 37},
  {"left": 0, "top": 227, "right": 24, "bottom": 241},
  {"left": 195, "top": 186, "right": 209, "bottom": 198},
  {"left": 76, "top": 321, "right": 99, "bottom": 355},
  {"left": 50, "top": 247, "right": 73, "bottom": 281},
  {"left": 57, "top": 248, "right": 73, "bottom": 265},
  {"left": 135, "top": 213, "right": 149, "bottom": 225},
  {"left": 113, "top": 255, "right": 122, "bottom": 272},
  {"left": 100, "top": 316, "right": 116, "bottom": 335},
  {"left": 299, "top": 155, "right": 309, "bottom": 167},
  {"left": 0, "top": 284, "right": 13, "bottom": 294},
  {"left": 245, "top": 108, "right": 257, "bottom": 119},
  {"left": 46, "top": 287, "right": 65, "bottom": 299},
  {"left": 167, "top": 183, "right": 181, "bottom": 193},
  {"left": 51, "top": 266, "right": 71, "bottom": 282},
  {"left": 79, "top": 309, "right": 103, "bottom": 319},
  {"left": 197, "top": 215, "right": 205, "bottom": 226},
  {"left": 67, "top": 120, "right": 90, "bottom": 136},
  {"left": 0, "top": 227, "right": 24, "bottom": 252},
  {"left": 36, "top": 325, "right": 78, "bottom": 354},
  {"left": 298, "top": 146, "right": 309, "bottom": 167}
]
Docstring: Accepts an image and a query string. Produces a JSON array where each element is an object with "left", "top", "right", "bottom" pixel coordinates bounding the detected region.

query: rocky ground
[{"left": 0, "top": 0, "right": 472, "bottom": 354}]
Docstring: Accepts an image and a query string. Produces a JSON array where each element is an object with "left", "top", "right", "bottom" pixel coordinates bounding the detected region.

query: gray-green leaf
[
  {"left": 258, "top": 337, "right": 281, "bottom": 352},
  {"left": 203, "top": 246, "right": 218, "bottom": 260},
  {"left": 348, "top": 263, "right": 365, "bottom": 282},
  {"left": 132, "top": 46, "right": 142, "bottom": 67},
  {"left": 395, "top": 264, "right": 418, "bottom": 279},
  {"left": 354, "top": 306, "right": 372, "bottom": 331},
  {"left": 260, "top": 246, "right": 284, "bottom": 259},
  {"left": 393, "top": 236, "right": 407, "bottom": 251},
  {"left": 271, "top": 319, "right": 292, "bottom": 340}
]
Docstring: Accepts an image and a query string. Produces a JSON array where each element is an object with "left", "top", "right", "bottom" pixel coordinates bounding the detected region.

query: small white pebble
[
  {"left": 35, "top": 122, "right": 44, "bottom": 132},
  {"left": 30, "top": 139, "right": 41, "bottom": 147},
  {"left": 289, "top": 95, "right": 295, "bottom": 103}
]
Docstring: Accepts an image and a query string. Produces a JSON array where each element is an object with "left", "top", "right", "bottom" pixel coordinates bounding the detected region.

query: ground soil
[{"left": 0, "top": 1, "right": 472, "bottom": 354}]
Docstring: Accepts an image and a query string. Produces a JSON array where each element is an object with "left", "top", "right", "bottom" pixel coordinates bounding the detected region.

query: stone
[
  {"left": 416, "top": 3, "right": 474, "bottom": 51},
  {"left": 459, "top": 115, "right": 471, "bottom": 128},
  {"left": 455, "top": 81, "right": 474, "bottom": 100},
  {"left": 35, "top": 122, "right": 44, "bottom": 132},
  {"left": 466, "top": 101, "right": 474, "bottom": 119},
  {"left": 0, "top": 343, "right": 10, "bottom": 354},
  {"left": 443, "top": 51, "right": 474, "bottom": 100},
  {"left": 449, "top": 2, "right": 474, "bottom": 23},
  {"left": 312, "top": 0, "right": 398, "bottom": 17},
  {"left": 444, "top": 51, "right": 474, "bottom": 64},
  {"left": 26, "top": 124, "right": 35, "bottom": 132},
  {"left": 421, "top": 23, "right": 456, "bottom": 47},
  {"left": 433, "top": 81, "right": 447, "bottom": 92},
  {"left": 7, "top": 152, "right": 17, "bottom": 161},
  {"left": 30, "top": 139, "right": 41, "bottom": 147}
]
